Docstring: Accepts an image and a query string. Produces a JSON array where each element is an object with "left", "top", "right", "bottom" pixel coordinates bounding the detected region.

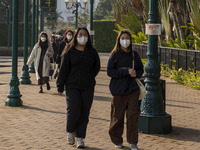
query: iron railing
[{"left": 133, "top": 44, "right": 200, "bottom": 72}]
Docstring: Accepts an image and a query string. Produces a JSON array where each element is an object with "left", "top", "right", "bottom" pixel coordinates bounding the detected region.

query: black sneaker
[
  {"left": 47, "top": 83, "right": 51, "bottom": 90},
  {"left": 39, "top": 88, "right": 43, "bottom": 93}
]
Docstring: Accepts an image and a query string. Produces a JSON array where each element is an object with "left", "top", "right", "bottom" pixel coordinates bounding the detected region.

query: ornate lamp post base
[
  {"left": 29, "top": 63, "right": 35, "bottom": 73},
  {"left": 6, "top": 78, "right": 23, "bottom": 107},
  {"left": 20, "top": 65, "right": 31, "bottom": 84},
  {"left": 139, "top": 114, "right": 172, "bottom": 134}
]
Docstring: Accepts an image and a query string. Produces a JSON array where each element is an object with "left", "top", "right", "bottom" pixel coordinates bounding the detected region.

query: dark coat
[
  {"left": 50, "top": 42, "right": 58, "bottom": 63},
  {"left": 107, "top": 49, "right": 144, "bottom": 96},
  {"left": 57, "top": 46, "right": 101, "bottom": 92},
  {"left": 56, "top": 41, "right": 66, "bottom": 64}
]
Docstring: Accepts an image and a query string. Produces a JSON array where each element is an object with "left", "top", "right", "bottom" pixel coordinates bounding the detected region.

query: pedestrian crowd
[{"left": 27, "top": 28, "right": 144, "bottom": 150}]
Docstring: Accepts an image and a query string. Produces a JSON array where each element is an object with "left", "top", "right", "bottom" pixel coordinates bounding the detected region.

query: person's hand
[
  {"left": 58, "top": 92, "right": 63, "bottom": 96},
  {"left": 129, "top": 69, "right": 137, "bottom": 77}
]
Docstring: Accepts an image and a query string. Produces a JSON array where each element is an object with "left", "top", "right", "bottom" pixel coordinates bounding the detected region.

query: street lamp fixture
[{"left": 65, "top": 0, "right": 88, "bottom": 28}]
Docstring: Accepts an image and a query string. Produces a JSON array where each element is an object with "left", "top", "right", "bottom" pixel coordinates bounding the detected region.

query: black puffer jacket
[{"left": 107, "top": 49, "right": 144, "bottom": 96}]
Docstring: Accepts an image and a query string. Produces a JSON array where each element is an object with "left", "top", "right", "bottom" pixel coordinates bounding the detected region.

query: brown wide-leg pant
[{"left": 109, "top": 90, "right": 140, "bottom": 145}]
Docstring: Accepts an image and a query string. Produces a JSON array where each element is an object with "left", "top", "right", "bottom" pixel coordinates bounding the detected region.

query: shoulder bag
[{"left": 133, "top": 57, "right": 146, "bottom": 100}]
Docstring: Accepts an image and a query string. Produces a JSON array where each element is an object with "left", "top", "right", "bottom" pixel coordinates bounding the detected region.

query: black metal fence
[{"left": 133, "top": 44, "right": 200, "bottom": 72}]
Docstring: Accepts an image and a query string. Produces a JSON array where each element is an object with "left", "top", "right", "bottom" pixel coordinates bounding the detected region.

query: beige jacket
[{"left": 27, "top": 43, "right": 54, "bottom": 80}]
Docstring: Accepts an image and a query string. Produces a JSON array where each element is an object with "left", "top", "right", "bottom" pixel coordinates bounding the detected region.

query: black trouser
[{"left": 65, "top": 87, "right": 94, "bottom": 138}]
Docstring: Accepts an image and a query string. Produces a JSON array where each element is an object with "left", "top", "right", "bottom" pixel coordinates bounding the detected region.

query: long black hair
[{"left": 61, "top": 27, "right": 92, "bottom": 56}]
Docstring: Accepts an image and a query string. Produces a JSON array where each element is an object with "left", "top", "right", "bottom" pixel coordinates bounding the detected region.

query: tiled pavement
[{"left": 0, "top": 54, "right": 199, "bottom": 150}]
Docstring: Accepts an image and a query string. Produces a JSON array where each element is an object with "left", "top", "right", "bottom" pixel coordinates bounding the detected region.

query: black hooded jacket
[{"left": 57, "top": 46, "right": 100, "bottom": 92}]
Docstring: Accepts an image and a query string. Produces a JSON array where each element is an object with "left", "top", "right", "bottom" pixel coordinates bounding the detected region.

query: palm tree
[
  {"left": 168, "top": 0, "right": 187, "bottom": 41},
  {"left": 129, "top": 0, "right": 145, "bottom": 32}
]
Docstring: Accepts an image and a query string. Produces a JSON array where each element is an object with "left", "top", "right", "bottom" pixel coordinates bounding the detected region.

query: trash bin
[{"left": 139, "top": 77, "right": 166, "bottom": 111}]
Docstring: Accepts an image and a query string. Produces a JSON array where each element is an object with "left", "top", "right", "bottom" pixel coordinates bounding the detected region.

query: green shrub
[
  {"left": 93, "top": 20, "right": 118, "bottom": 52},
  {"left": 161, "top": 64, "right": 200, "bottom": 90},
  {"left": 0, "top": 22, "right": 32, "bottom": 47},
  {"left": 142, "top": 59, "right": 200, "bottom": 90}
]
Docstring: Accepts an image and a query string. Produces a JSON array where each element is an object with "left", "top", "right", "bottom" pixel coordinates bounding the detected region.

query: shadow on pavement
[
  {"left": 0, "top": 71, "right": 11, "bottom": 74},
  {"left": 21, "top": 105, "right": 65, "bottom": 115},
  {"left": 155, "top": 126, "right": 200, "bottom": 143},
  {"left": 167, "top": 99, "right": 200, "bottom": 105},
  {"left": 0, "top": 65, "right": 12, "bottom": 67},
  {"left": 166, "top": 104, "right": 194, "bottom": 109},
  {"left": 96, "top": 83, "right": 108, "bottom": 87},
  {"left": 84, "top": 146, "right": 132, "bottom": 150},
  {"left": 90, "top": 116, "right": 110, "bottom": 122},
  {"left": 84, "top": 147, "right": 106, "bottom": 150},
  {"left": 94, "top": 95, "right": 112, "bottom": 102}
]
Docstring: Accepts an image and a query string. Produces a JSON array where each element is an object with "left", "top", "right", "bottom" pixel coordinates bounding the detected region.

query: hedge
[
  {"left": 93, "top": 20, "right": 117, "bottom": 52},
  {"left": 0, "top": 47, "right": 31, "bottom": 56},
  {"left": 0, "top": 22, "right": 32, "bottom": 47}
]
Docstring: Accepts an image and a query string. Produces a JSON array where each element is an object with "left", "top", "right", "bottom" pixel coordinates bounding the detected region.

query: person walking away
[
  {"left": 27, "top": 32, "right": 54, "bottom": 93},
  {"left": 107, "top": 30, "right": 144, "bottom": 150},
  {"left": 49, "top": 35, "right": 58, "bottom": 80},
  {"left": 57, "top": 27, "right": 100, "bottom": 149}
]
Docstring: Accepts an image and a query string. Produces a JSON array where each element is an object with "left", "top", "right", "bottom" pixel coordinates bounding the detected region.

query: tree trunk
[
  {"left": 129, "top": 0, "right": 145, "bottom": 33},
  {"left": 170, "top": 0, "right": 187, "bottom": 41}
]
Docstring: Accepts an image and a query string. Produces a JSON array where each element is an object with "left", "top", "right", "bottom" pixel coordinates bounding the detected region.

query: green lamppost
[
  {"left": 6, "top": 0, "right": 23, "bottom": 107},
  {"left": 6, "top": 6, "right": 11, "bottom": 48},
  {"left": 90, "top": 0, "right": 94, "bottom": 44},
  {"left": 35, "top": 0, "right": 39, "bottom": 42},
  {"left": 139, "top": 0, "right": 172, "bottom": 134},
  {"left": 65, "top": 0, "right": 88, "bottom": 29},
  {"left": 29, "top": 0, "right": 36, "bottom": 73},
  {"left": 20, "top": 0, "right": 31, "bottom": 84},
  {"left": 40, "top": 10, "right": 44, "bottom": 32}
]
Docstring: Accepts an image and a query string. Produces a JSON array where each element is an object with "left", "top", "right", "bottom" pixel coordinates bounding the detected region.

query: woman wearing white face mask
[
  {"left": 107, "top": 30, "right": 144, "bottom": 150},
  {"left": 54, "top": 30, "right": 74, "bottom": 79},
  {"left": 27, "top": 32, "right": 54, "bottom": 93},
  {"left": 56, "top": 29, "right": 74, "bottom": 65},
  {"left": 57, "top": 28, "right": 100, "bottom": 149}
]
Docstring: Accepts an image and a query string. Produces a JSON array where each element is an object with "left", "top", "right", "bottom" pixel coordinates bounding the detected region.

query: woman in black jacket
[
  {"left": 54, "top": 30, "right": 74, "bottom": 79},
  {"left": 57, "top": 27, "right": 100, "bottom": 149},
  {"left": 107, "top": 30, "right": 143, "bottom": 150},
  {"left": 56, "top": 29, "right": 74, "bottom": 65}
]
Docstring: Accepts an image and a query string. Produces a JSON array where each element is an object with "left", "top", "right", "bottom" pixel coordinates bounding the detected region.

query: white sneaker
[
  {"left": 67, "top": 132, "right": 75, "bottom": 145},
  {"left": 129, "top": 144, "right": 139, "bottom": 150},
  {"left": 77, "top": 138, "right": 85, "bottom": 149},
  {"left": 115, "top": 144, "right": 123, "bottom": 149}
]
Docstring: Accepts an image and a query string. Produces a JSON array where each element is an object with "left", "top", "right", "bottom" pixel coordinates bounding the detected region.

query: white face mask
[
  {"left": 120, "top": 39, "right": 131, "bottom": 48},
  {"left": 41, "top": 37, "right": 46, "bottom": 42},
  {"left": 67, "top": 35, "right": 72, "bottom": 40},
  {"left": 77, "top": 36, "right": 88, "bottom": 45}
]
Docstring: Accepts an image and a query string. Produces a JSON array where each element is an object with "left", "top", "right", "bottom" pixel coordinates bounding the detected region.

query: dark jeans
[
  {"left": 109, "top": 90, "right": 140, "bottom": 145},
  {"left": 65, "top": 87, "right": 94, "bottom": 138}
]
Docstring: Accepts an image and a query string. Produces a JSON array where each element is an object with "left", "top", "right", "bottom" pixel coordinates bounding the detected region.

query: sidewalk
[{"left": 0, "top": 54, "right": 200, "bottom": 150}]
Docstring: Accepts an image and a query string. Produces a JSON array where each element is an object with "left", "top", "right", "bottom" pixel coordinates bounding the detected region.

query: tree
[
  {"left": 78, "top": 10, "right": 89, "bottom": 27},
  {"left": 93, "top": 0, "right": 113, "bottom": 20},
  {"left": 0, "top": 0, "right": 32, "bottom": 22}
]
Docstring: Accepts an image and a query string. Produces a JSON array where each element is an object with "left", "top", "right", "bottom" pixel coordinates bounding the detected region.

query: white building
[{"left": 56, "top": 0, "right": 100, "bottom": 22}]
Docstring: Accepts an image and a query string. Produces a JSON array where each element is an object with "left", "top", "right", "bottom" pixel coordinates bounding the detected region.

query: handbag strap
[{"left": 132, "top": 51, "right": 135, "bottom": 69}]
